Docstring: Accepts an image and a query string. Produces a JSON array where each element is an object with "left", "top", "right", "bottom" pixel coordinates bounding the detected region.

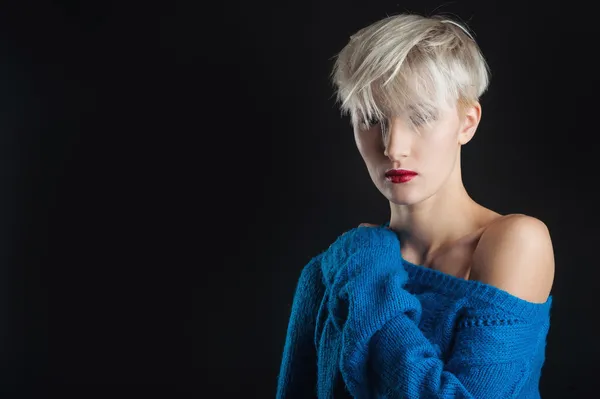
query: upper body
[
  {"left": 276, "top": 215, "right": 554, "bottom": 398},
  {"left": 276, "top": 12, "right": 555, "bottom": 399}
]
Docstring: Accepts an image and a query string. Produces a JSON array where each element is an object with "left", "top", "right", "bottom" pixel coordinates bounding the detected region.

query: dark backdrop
[{"left": 0, "top": 0, "right": 594, "bottom": 397}]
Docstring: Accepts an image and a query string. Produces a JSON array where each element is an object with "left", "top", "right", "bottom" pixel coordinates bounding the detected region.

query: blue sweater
[{"left": 276, "top": 226, "right": 552, "bottom": 398}]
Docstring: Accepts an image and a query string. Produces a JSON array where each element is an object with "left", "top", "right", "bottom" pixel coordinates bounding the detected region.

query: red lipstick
[{"left": 385, "top": 169, "right": 418, "bottom": 183}]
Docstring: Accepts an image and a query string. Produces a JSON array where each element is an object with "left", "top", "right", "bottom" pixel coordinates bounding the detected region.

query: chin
[
  {"left": 379, "top": 183, "right": 421, "bottom": 205},
  {"left": 387, "top": 195, "right": 417, "bottom": 206}
]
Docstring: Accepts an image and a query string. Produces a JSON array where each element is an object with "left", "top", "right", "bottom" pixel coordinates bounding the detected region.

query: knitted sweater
[{"left": 276, "top": 226, "right": 552, "bottom": 398}]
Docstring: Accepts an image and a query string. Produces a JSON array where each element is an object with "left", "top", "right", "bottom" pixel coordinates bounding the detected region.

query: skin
[
  {"left": 355, "top": 100, "right": 555, "bottom": 303},
  {"left": 355, "top": 100, "right": 495, "bottom": 264}
]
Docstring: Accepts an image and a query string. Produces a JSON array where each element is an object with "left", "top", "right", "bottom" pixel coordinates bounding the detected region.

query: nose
[{"left": 383, "top": 117, "right": 411, "bottom": 161}]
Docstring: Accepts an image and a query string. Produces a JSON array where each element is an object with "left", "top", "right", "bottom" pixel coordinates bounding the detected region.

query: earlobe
[{"left": 458, "top": 124, "right": 477, "bottom": 145}]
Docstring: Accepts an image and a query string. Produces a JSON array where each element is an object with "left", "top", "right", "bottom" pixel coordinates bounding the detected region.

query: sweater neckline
[
  {"left": 401, "top": 257, "right": 552, "bottom": 320},
  {"left": 380, "top": 221, "right": 552, "bottom": 320}
]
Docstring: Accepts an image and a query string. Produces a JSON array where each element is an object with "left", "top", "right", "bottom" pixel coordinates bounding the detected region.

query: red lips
[
  {"left": 385, "top": 169, "right": 417, "bottom": 177},
  {"left": 385, "top": 169, "right": 417, "bottom": 184}
]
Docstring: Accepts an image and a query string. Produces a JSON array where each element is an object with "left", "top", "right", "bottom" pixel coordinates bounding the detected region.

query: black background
[{"left": 0, "top": 0, "right": 595, "bottom": 397}]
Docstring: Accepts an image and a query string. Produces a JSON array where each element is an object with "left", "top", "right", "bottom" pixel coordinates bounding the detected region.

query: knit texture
[{"left": 276, "top": 226, "right": 553, "bottom": 399}]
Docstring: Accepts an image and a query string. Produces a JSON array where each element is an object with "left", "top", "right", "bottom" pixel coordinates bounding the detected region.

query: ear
[{"left": 458, "top": 102, "right": 481, "bottom": 145}]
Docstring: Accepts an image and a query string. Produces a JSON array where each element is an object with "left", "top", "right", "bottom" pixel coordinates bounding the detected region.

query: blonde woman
[{"left": 276, "top": 12, "right": 554, "bottom": 399}]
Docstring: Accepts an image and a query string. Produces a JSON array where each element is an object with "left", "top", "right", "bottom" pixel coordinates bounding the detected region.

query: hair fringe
[{"left": 331, "top": 13, "right": 491, "bottom": 131}]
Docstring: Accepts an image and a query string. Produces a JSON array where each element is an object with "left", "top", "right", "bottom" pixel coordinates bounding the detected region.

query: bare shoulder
[{"left": 470, "top": 213, "right": 555, "bottom": 303}]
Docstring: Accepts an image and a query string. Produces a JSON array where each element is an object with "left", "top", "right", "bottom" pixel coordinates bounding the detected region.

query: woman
[{"left": 276, "top": 12, "right": 554, "bottom": 399}]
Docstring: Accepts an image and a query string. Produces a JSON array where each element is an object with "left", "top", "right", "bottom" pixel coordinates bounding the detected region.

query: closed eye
[
  {"left": 410, "top": 113, "right": 435, "bottom": 126},
  {"left": 359, "top": 113, "right": 436, "bottom": 130},
  {"left": 360, "top": 116, "right": 381, "bottom": 130}
]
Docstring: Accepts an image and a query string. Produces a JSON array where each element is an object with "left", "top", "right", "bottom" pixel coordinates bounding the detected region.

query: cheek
[
  {"left": 423, "top": 135, "right": 459, "bottom": 169},
  {"left": 354, "top": 130, "right": 383, "bottom": 159}
]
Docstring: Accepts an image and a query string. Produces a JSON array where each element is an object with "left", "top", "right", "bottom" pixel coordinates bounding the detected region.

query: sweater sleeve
[
  {"left": 276, "top": 254, "right": 325, "bottom": 399},
  {"left": 338, "top": 256, "right": 551, "bottom": 399}
]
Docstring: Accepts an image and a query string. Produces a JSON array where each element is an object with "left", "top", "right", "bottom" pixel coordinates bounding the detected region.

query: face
[{"left": 353, "top": 102, "right": 479, "bottom": 205}]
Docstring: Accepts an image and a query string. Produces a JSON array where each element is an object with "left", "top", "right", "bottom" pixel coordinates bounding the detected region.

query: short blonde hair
[{"left": 331, "top": 13, "right": 491, "bottom": 130}]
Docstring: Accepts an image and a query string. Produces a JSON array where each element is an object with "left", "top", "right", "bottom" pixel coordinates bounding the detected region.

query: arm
[
  {"left": 276, "top": 254, "right": 325, "bottom": 399},
  {"left": 352, "top": 294, "right": 550, "bottom": 398},
  {"left": 336, "top": 218, "right": 554, "bottom": 398}
]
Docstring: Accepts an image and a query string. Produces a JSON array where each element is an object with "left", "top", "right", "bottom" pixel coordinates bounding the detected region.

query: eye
[
  {"left": 360, "top": 115, "right": 381, "bottom": 129},
  {"left": 410, "top": 112, "right": 436, "bottom": 126},
  {"left": 410, "top": 113, "right": 436, "bottom": 126}
]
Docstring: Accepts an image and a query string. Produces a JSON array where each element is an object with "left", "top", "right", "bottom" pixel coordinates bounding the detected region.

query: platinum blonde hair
[{"left": 331, "top": 13, "right": 491, "bottom": 132}]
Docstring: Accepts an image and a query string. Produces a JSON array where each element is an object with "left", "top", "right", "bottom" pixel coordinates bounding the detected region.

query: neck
[{"left": 388, "top": 164, "right": 484, "bottom": 266}]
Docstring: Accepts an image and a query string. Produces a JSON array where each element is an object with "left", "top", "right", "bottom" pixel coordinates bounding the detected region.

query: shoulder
[
  {"left": 299, "top": 253, "right": 325, "bottom": 285},
  {"left": 470, "top": 214, "right": 555, "bottom": 303},
  {"left": 287, "top": 254, "right": 327, "bottom": 309}
]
